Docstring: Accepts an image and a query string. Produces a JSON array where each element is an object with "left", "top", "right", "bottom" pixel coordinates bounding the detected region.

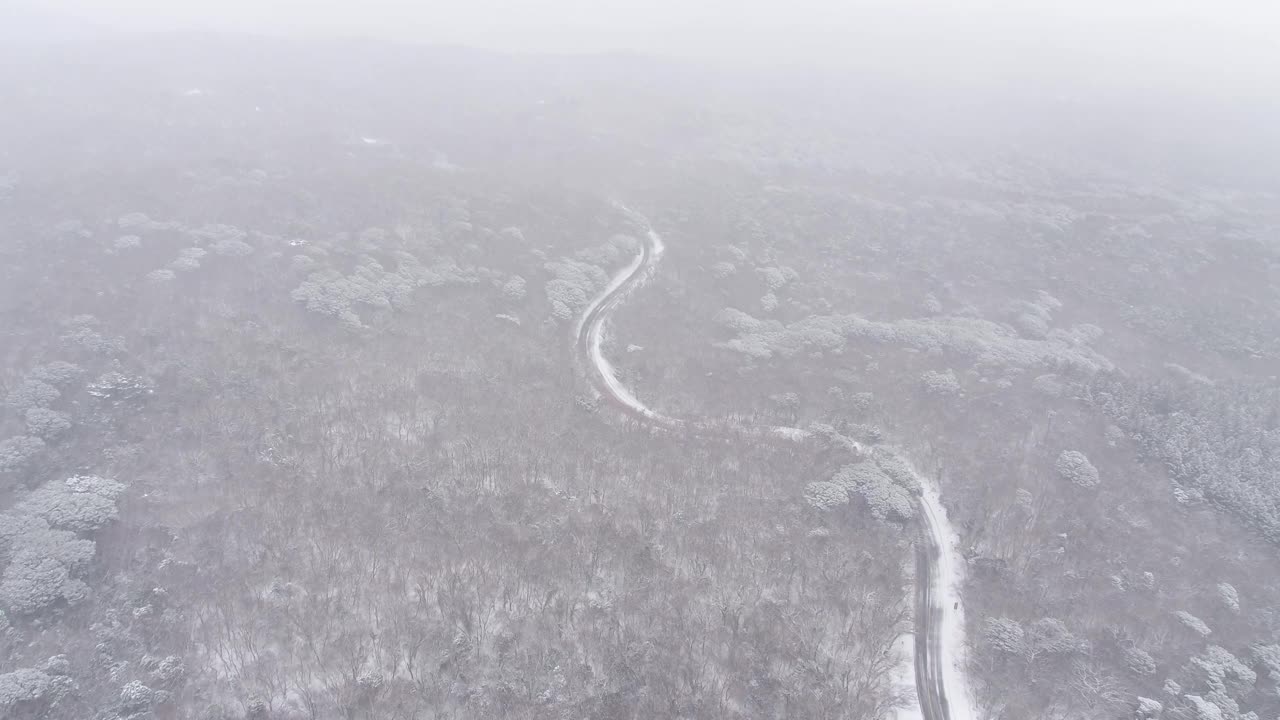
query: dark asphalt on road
[{"left": 915, "top": 499, "right": 952, "bottom": 720}]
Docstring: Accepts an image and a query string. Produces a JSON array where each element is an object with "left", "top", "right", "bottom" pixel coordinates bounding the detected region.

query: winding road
[{"left": 574, "top": 210, "right": 975, "bottom": 720}]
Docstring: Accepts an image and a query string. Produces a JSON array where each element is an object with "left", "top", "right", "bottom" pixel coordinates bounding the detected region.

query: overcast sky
[{"left": 28, "top": 0, "right": 1280, "bottom": 94}]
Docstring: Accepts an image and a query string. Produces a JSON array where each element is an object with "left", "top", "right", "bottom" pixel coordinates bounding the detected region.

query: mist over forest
[{"left": 1, "top": 3, "right": 1278, "bottom": 720}]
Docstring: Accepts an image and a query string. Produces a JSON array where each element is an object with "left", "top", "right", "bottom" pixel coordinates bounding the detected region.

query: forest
[{"left": 2, "top": 15, "right": 1279, "bottom": 720}]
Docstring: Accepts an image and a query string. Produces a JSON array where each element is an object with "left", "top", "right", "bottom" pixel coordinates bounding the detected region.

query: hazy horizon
[{"left": 20, "top": 0, "right": 1280, "bottom": 97}]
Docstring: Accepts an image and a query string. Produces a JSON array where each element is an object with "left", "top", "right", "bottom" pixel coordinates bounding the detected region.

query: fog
[
  {"left": 32, "top": 0, "right": 1280, "bottom": 94},
  {"left": 2, "top": 3, "right": 1279, "bottom": 720}
]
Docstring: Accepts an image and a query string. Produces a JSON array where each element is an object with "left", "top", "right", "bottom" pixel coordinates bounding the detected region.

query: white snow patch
[
  {"left": 648, "top": 228, "right": 665, "bottom": 258},
  {"left": 770, "top": 426, "right": 811, "bottom": 441}
]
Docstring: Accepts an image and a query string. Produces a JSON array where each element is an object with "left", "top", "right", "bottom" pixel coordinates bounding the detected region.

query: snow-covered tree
[
  {"left": 1032, "top": 374, "right": 1064, "bottom": 397},
  {"left": 1056, "top": 450, "right": 1100, "bottom": 488},
  {"left": 921, "top": 369, "right": 961, "bottom": 396},
  {"left": 60, "top": 315, "right": 125, "bottom": 355},
  {"left": 873, "top": 450, "right": 923, "bottom": 494},
  {"left": 1123, "top": 646, "right": 1158, "bottom": 676},
  {"left": 804, "top": 482, "right": 848, "bottom": 511},
  {"left": 0, "top": 514, "right": 96, "bottom": 614},
  {"left": 1026, "top": 617, "right": 1083, "bottom": 657},
  {"left": 170, "top": 247, "right": 207, "bottom": 271},
  {"left": 1182, "top": 690, "right": 1256, "bottom": 720},
  {"left": 982, "top": 617, "right": 1026, "bottom": 655},
  {"left": 0, "top": 475, "right": 123, "bottom": 614},
  {"left": 503, "top": 275, "right": 527, "bottom": 301},
  {"left": 543, "top": 258, "right": 606, "bottom": 322},
  {"left": 1185, "top": 695, "right": 1226, "bottom": 720},
  {"left": 832, "top": 463, "right": 914, "bottom": 521},
  {"left": 24, "top": 408, "right": 72, "bottom": 440},
  {"left": 1217, "top": 583, "right": 1239, "bottom": 613},
  {"left": 145, "top": 655, "right": 186, "bottom": 689},
  {"left": 1189, "top": 645, "right": 1255, "bottom": 690},
  {"left": 808, "top": 423, "right": 860, "bottom": 453},
  {"left": 5, "top": 379, "right": 59, "bottom": 412},
  {"left": 714, "top": 308, "right": 766, "bottom": 334},
  {"left": 0, "top": 436, "right": 45, "bottom": 475},
  {"left": 1175, "top": 610, "right": 1212, "bottom": 637},
  {"left": 1135, "top": 697, "right": 1162, "bottom": 718},
  {"left": 212, "top": 237, "right": 254, "bottom": 257},
  {"left": 1105, "top": 424, "right": 1126, "bottom": 447},
  {"left": 574, "top": 243, "right": 621, "bottom": 267},
  {"left": 550, "top": 300, "right": 573, "bottom": 321},
  {"left": 26, "top": 361, "right": 82, "bottom": 387},
  {"left": 0, "top": 667, "right": 71, "bottom": 713},
  {"left": 711, "top": 261, "right": 736, "bottom": 279},
  {"left": 120, "top": 680, "right": 166, "bottom": 714},
  {"left": 88, "top": 371, "right": 154, "bottom": 402},
  {"left": 14, "top": 476, "right": 126, "bottom": 533},
  {"left": 757, "top": 265, "right": 798, "bottom": 291},
  {"left": 1015, "top": 312, "right": 1050, "bottom": 339},
  {"left": 713, "top": 307, "right": 1113, "bottom": 370}
]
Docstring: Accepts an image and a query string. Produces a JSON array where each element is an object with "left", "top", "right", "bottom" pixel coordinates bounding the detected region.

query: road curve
[
  {"left": 575, "top": 226, "right": 683, "bottom": 429},
  {"left": 575, "top": 211, "right": 973, "bottom": 720}
]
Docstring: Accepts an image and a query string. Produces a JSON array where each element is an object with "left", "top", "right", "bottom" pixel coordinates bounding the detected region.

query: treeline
[{"left": 1084, "top": 372, "right": 1280, "bottom": 543}]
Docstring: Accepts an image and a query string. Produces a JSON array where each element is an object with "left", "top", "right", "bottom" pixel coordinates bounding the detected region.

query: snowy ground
[
  {"left": 579, "top": 210, "right": 980, "bottom": 720},
  {"left": 890, "top": 627, "right": 925, "bottom": 720}
]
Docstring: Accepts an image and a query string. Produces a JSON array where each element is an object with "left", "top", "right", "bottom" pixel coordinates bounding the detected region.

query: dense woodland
[{"left": 2, "top": 22, "right": 1280, "bottom": 720}]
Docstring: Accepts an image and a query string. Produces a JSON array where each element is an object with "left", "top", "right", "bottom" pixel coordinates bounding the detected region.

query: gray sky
[{"left": 30, "top": 0, "right": 1280, "bottom": 93}]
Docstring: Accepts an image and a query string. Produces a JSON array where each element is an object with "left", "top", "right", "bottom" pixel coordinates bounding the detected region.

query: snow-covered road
[{"left": 575, "top": 212, "right": 977, "bottom": 720}]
